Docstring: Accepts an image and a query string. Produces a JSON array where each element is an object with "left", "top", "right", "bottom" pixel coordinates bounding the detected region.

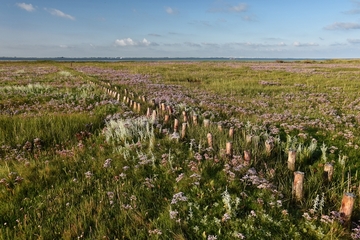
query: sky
[{"left": 2, "top": 0, "right": 360, "bottom": 58}]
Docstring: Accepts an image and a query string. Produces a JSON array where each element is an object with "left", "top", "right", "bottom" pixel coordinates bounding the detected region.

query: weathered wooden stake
[
  {"left": 181, "top": 123, "right": 187, "bottom": 138},
  {"left": 218, "top": 123, "right": 223, "bottom": 132},
  {"left": 203, "top": 119, "right": 210, "bottom": 128},
  {"left": 182, "top": 111, "right": 188, "bottom": 122},
  {"left": 226, "top": 141, "right": 233, "bottom": 157},
  {"left": 245, "top": 135, "right": 252, "bottom": 144},
  {"left": 265, "top": 140, "right": 273, "bottom": 154},
  {"left": 244, "top": 150, "right": 251, "bottom": 165},
  {"left": 192, "top": 114, "right": 198, "bottom": 126},
  {"left": 137, "top": 103, "right": 141, "bottom": 112},
  {"left": 161, "top": 103, "right": 166, "bottom": 112},
  {"left": 292, "top": 171, "right": 304, "bottom": 201},
  {"left": 229, "top": 127, "right": 234, "bottom": 139},
  {"left": 146, "top": 108, "right": 151, "bottom": 118},
  {"left": 167, "top": 106, "right": 173, "bottom": 115},
  {"left": 207, "top": 133, "right": 213, "bottom": 148},
  {"left": 164, "top": 114, "right": 170, "bottom": 123},
  {"left": 174, "top": 119, "right": 179, "bottom": 132},
  {"left": 323, "top": 163, "right": 334, "bottom": 182},
  {"left": 339, "top": 192, "right": 355, "bottom": 223},
  {"left": 151, "top": 110, "right": 157, "bottom": 122},
  {"left": 288, "top": 150, "right": 296, "bottom": 171}
]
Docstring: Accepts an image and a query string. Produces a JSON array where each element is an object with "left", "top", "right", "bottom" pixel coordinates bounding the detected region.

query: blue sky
[{"left": 2, "top": 0, "right": 360, "bottom": 58}]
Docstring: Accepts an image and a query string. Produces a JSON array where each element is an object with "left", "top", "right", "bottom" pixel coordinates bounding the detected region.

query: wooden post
[
  {"left": 246, "top": 135, "right": 252, "bottom": 144},
  {"left": 161, "top": 103, "right": 166, "bottom": 112},
  {"left": 288, "top": 150, "right": 296, "bottom": 171},
  {"left": 181, "top": 123, "right": 187, "bottom": 139},
  {"left": 151, "top": 110, "right": 157, "bottom": 122},
  {"left": 203, "top": 119, "right": 210, "bottom": 128},
  {"left": 207, "top": 133, "right": 213, "bottom": 148},
  {"left": 229, "top": 127, "right": 234, "bottom": 139},
  {"left": 226, "top": 141, "right": 233, "bottom": 157},
  {"left": 340, "top": 192, "right": 355, "bottom": 224},
  {"left": 164, "top": 114, "right": 170, "bottom": 123},
  {"left": 174, "top": 119, "right": 179, "bottom": 132},
  {"left": 293, "top": 171, "right": 304, "bottom": 201},
  {"left": 192, "top": 114, "right": 198, "bottom": 126},
  {"left": 146, "top": 108, "right": 151, "bottom": 118},
  {"left": 183, "top": 111, "right": 188, "bottom": 122},
  {"left": 323, "top": 163, "right": 334, "bottom": 182},
  {"left": 167, "top": 106, "right": 173, "bottom": 115},
  {"left": 137, "top": 103, "right": 141, "bottom": 112},
  {"left": 244, "top": 150, "right": 251, "bottom": 165},
  {"left": 265, "top": 140, "right": 273, "bottom": 154},
  {"left": 218, "top": 123, "right": 223, "bottom": 132}
]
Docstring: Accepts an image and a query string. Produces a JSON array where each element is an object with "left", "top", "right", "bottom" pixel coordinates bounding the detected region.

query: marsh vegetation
[{"left": 1, "top": 60, "right": 360, "bottom": 239}]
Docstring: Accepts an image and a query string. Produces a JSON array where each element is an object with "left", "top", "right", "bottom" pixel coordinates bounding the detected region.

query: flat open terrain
[{"left": 1, "top": 60, "right": 360, "bottom": 239}]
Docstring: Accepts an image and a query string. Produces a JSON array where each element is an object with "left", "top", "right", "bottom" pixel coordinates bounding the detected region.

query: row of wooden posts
[{"left": 91, "top": 80, "right": 355, "bottom": 224}]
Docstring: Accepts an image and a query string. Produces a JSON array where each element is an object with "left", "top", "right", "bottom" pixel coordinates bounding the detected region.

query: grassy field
[{"left": 1, "top": 60, "right": 360, "bottom": 239}]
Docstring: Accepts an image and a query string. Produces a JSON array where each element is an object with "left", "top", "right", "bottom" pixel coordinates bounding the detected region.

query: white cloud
[
  {"left": 242, "top": 15, "right": 256, "bottom": 21},
  {"left": 348, "top": 38, "right": 360, "bottom": 44},
  {"left": 324, "top": 22, "right": 360, "bottom": 30},
  {"left": 165, "top": 7, "right": 178, "bottom": 15},
  {"left": 293, "top": 41, "right": 319, "bottom": 47},
  {"left": 115, "top": 38, "right": 153, "bottom": 47},
  {"left": 16, "top": 2, "right": 35, "bottom": 12},
  {"left": 45, "top": 8, "right": 75, "bottom": 20},
  {"left": 209, "top": 2, "right": 247, "bottom": 13},
  {"left": 229, "top": 3, "right": 247, "bottom": 12},
  {"left": 166, "top": 7, "right": 173, "bottom": 14},
  {"left": 142, "top": 38, "right": 151, "bottom": 46},
  {"left": 115, "top": 38, "right": 135, "bottom": 46}
]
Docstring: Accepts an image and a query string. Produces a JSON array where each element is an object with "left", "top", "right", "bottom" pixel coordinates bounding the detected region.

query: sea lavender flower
[
  {"left": 103, "top": 158, "right": 112, "bottom": 168},
  {"left": 85, "top": 171, "right": 93, "bottom": 179},
  {"left": 176, "top": 173, "right": 184, "bottom": 182},
  {"left": 222, "top": 213, "right": 231, "bottom": 222},
  {"left": 148, "top": 229, "right": 162, "bottom": 235},
  {"left": 171, "top": 192, "right": 188, "bottom": 204},
  {"left": 207, "top": 235, "right": 217, "bottom": 240},
  {"left": 233, "top": 232, "right": 246, "bottom": 239},
  {"left": 169, "top": 209, "right": 178, "bottom": 219}
]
